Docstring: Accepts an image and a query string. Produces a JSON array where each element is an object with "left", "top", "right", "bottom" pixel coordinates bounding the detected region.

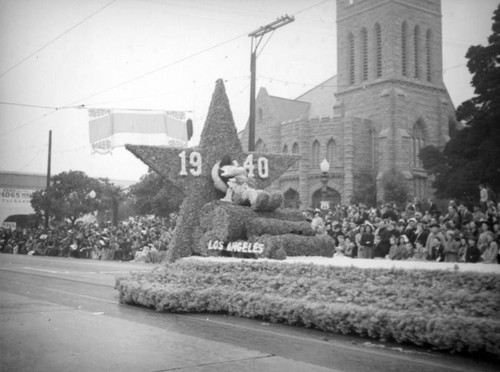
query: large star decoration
[{"left": 127, "top": 79, "right": 299, "bottom": 261}]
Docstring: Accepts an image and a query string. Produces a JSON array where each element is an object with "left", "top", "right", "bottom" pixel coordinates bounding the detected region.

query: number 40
[{"left": 243, "top": 154, "right": 268, "bottom": 179}]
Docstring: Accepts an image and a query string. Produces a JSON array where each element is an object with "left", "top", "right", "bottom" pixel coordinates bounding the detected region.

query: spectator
[
  {"left": 359, "top": 224, "right": 375, "bottom": 259},
  {"left": 481, "top": 234, "right": 498, "bottom": 264},
  {"left": 465, "top": 237, "right": 481, "bottom": 263},
  {"left": 411, "top": 241, "right": 428, "bottom": 261},
  {"left": 311, "top": 210, "right": 325, "bottom": 234},
  {"left": 477, "top": 221, "right": 492, "bottom": 253},
  {"left": 429, "top": 237, "right": 445, "bottom": 262},
  {"left": 479, "top": 184, "right": 489, "bottom": 211},
  {"left": 425, "top": 222, "right": 444, "bottom": 258},
  {"left": 427, "top": 198, "right": 441, "bottom": 219},
  {"left": 355, "top": 225, "right": 365, "bottom": 258},
  {"left": 457, "top": 236, "right": 468, "bottom": 263},
  {"left": 444, "top": 232, "right": 460, "bottom": 262}
]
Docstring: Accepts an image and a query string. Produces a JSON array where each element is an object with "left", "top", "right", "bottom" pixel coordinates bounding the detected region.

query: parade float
[{"left": 117, "top": 79, "right": 500, "bottom": 359}]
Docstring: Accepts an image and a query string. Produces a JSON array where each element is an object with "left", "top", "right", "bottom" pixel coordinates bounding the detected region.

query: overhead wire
[
  {"left": 0, "top": 101, "right": 59, "bottom": 110},
  {"left": 0, "top": 0, "right": 118, "bottom": 80},
  {"left": 0, "top": 0, "right": 339, "bottom": 136},
  {"left": 65, "top": 0, "right": 335, "bottom": 106},
  {"left": 64, "top": 32, "right": 249, "bottom": 108}
]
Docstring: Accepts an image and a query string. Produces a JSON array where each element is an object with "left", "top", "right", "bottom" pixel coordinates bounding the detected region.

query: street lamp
[{"left": 320, "top": 159, "right": 330, "bottom": 210}]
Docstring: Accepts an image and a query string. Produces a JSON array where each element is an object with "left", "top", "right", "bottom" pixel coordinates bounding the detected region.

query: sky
[{"left": 0, "top": 0, "right": 498, "bottom": 184}]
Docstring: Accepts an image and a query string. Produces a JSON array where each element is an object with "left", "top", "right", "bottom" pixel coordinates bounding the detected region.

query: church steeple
[{"left": 336, "top": 0, "right": 445, "bottom": 92}]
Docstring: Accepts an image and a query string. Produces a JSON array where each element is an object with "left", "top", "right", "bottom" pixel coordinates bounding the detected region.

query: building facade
[
  {"left": 0, "top": 172, "right": 46, "bottom": 226},
  {"left": 240, "top": 0, "right": 457, "bottom": 209}
]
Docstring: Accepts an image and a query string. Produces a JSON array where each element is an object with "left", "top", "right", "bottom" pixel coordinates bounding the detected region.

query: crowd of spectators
[
  {"left": 306, "top": 197, "right": 500, "bottom": 264},
  {"left": 2, "top": 194, "right": 500, "bottom": 265},
  {"left": 0, "top": 215, "right": 176, "bottom": 262}
]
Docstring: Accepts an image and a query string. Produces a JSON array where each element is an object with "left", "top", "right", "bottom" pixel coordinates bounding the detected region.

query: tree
[
  {"left": 381, "top": 170, "right": 410, "bottom": 206},
  {"left": 128, "top": 170, "right": 184, "bottom": 218},
  {"left": 352, "top": 173, "right": 377, "bottom": 207},
  {"left": 97, "top": 178, "right": 126, "bottom": 226},
  {"left": 421, "top": 5, "right": 500, "bottom": 200},
  {"left": 31, "top": 170, "right": 108, "bottom": 226}
]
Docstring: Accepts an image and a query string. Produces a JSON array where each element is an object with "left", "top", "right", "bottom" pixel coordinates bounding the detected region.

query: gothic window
[
  {"left": 414, "top": 25, "right": 420, "bottom": 79},
  {"left": 402, "top": 21, "right": 408, "bottom": 76},
  {"left": 413, "top": 177, "right": 427, "bottom": 200},
  {"left": 375, "top": 23, "right": 382, "bottom": 77},
  {"left": 292, "top": 142, "right": 299, "bottom": 170},
  {"left": 412, "top": 121, "right": 425, "bottom": 167},
  {"left": 255, "top": 138, "right": 267, "bottom": 153},
  {"left": 312, "top": 140, "right": 320, "bottom": 169},
  {"left": 426, "top": 29, "right": 432, "bottom": 82},
  {"left": 326, "top": 139, "right": 336, "bottom": 166},
  {"left": 283, "top": 144, "right": 288, "bottom": 154},
  {"left": 361, "top": 28, "right": 368, "bottom": 81},
  {"left": 348, "top": 32, "right": 355, "bottom": 85}
]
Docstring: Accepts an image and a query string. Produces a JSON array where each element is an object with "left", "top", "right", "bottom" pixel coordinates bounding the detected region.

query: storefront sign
[
  {"left": 1, "top": 188, "right": 35, "bottom": 205},
  {"left": 207, "top": 240, "right": 265, "bottom": 254}
]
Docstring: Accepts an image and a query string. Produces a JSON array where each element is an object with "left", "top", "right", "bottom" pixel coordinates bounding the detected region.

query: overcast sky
[{"left": 0, "top": 0, "right": 498, "bottom": 183}]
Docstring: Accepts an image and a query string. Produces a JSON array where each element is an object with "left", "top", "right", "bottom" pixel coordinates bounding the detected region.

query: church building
[{"left": 240, "top": 0, "right": 457, "bottom": 209}]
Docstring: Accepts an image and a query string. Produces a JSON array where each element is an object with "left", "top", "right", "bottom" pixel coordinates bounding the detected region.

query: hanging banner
[{"left": 88, "top": 109, "right": 193, "bottom": 154}]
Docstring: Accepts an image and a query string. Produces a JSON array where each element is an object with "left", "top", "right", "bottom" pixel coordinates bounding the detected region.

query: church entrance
[
  {"left": 283, "top": 188, "right": 300, "bottom": 209},
  {"left": 311, "top": 187, "right": 341, "bottom": 209}
]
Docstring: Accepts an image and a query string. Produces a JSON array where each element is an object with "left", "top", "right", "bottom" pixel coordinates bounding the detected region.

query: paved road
[{"left": 0, "top": 254, "right": 497, "bottom": 372}]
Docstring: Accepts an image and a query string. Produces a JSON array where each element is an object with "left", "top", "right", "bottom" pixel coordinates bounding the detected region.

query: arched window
[
  {"left": 292, "top": 142, "right": 299, "bottom": 170},
  {"left": 402, "top": 21, "right": 408, "bottom": 76},
  {"left": 348, "top": 32, "right": 355, "bottom": 85},
  {"left": 255, "top": 138, "right": 267, "bottom": 153},
  {"left": 361, "top": 28, "right": 368, "bottom": 81},
  {"left": 426, "top": 29, "right": 432, "bottom": 82},
  {"left": 414, "top": 25, "right": 420, "bottom": 79},
  {"left": 412, "top": 121, "right": 425, "bottom": 167},
  {"left": 326, "top": 139, "right": 336, "bottom": 166},
  {"left": 311, "top": 140, "right": 320, "bottom": 169},
  {"left": 283, "top": 144, "right": 288, "bottom": 154},
  {"left": 375, "top": 23, "right": 382, "bottom": 78}
]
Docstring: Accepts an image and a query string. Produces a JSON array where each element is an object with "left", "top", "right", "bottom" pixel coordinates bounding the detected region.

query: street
[{"left": 0, "top": 254, "right": 497, "bottom": 372}]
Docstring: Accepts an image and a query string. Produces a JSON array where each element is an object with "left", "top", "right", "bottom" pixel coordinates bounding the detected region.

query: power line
[
  {"left": 0, "top": 0, "right": 118, "bottom": 80},
  {"left": 67, "top": 0, "right": 334, "bottom": 106},
  {"left": 65, "top": 32, "right": 249, "bottom": 107},
  {"left": 1, "top": 0, "right": 334, "bottom": 136},
  {"left": 292, "top": 0, "right": 332, "bottom": 16},
  {"left": 0, "top": 101, "right": 58, "bottom": 110},
  {"left": 0, "top": 110, "right": 59, "bottom": 137}
]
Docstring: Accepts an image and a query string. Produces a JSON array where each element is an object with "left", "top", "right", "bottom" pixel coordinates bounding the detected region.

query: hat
[
  {"left": 429, "top": 222, "right": 439, "bottom": 228},
  {"left": 408, "top": 218, "right": 417, "bottom": 223}
]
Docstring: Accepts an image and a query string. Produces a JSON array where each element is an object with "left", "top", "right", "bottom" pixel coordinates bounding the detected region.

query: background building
[
  {"left": 0, "top": 172, "right": 46, "bottom": 226},
  {"left": 240, "top": 0, "right": 457, "bottom": 208}
]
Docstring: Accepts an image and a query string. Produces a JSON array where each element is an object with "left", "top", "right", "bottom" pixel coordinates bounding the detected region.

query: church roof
[{"left": 268, "top": 95, "right": 310, "bottom": 122}]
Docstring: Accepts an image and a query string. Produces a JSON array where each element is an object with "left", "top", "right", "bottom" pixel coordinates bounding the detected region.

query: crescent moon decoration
[{"left": 211, "top": 161, "right": 228, "bottom": 192}]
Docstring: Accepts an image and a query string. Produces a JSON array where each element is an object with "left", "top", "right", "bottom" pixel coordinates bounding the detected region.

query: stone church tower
[{"left": 240, "top": 0, "right": 457, "bottom": 208}]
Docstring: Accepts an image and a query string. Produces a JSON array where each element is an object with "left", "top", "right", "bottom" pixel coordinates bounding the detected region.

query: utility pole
[
  {"left": 248, "top": 14, "right": 294, "bottom": 151},
  {"left": 44, "top": 130, "right": 52, "bottom": 230}
]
